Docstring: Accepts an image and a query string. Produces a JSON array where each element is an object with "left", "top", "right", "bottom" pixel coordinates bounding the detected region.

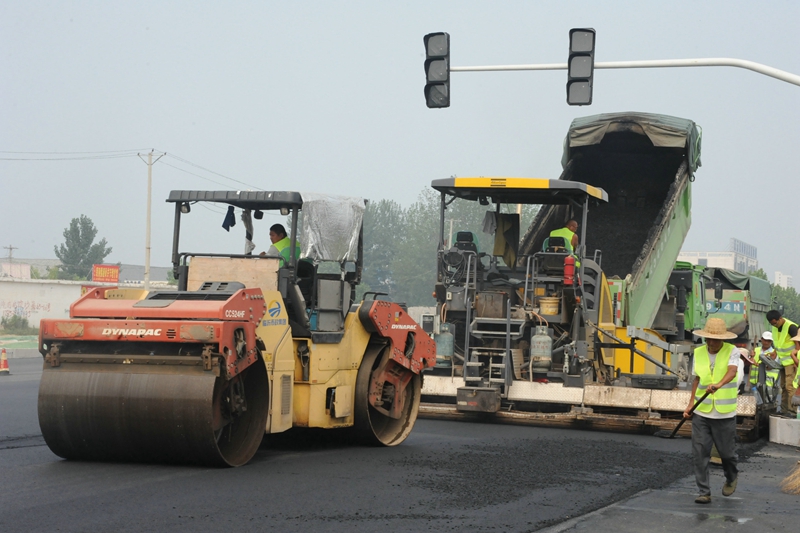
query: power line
[
  {"left": 161, "top": 161, "right": 245, "bottom": 189},
  {"left": 0, "top": 153, "right": 141, "bottom": 161},
  {"left": 197, "top": 202, "right": 226, "bottom": 214},
  {"left": 0, "top": 149, "right": 149, "bottom": 154},
  {"left": 0, "top": 148, "right": 262, "bottom": 191},
  {"left": 165, "top": 153, "right": 263, "bottom": 190}
]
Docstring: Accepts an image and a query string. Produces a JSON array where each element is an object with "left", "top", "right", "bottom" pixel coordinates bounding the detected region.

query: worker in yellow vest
[
  {"left": 548, "top": 220, "right": 581, "bottom": 267},
  {"left": 767, "top": 310, "right": 798, "bottom": 416},
  {"left": 789, "top": 337, "right": 800, "bottom": 417},
  {"left": 263, "top": 223, "right": 301, "bottom": 267},
  {"left": 749, "top": 331, "right": 780, "bottom": 392},
  {"left": 549, "top": 220, "right": 578, "bottom": 253},
  {"left": 683, "top": 317, "right": 740, "bottom": 504}
]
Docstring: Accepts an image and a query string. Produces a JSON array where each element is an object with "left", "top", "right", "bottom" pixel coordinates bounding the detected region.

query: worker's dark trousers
[
  {"left": 781, "top": 364, "right": 797, "bottom": 415},
  {"left": 691, "top": 414, "right": 738, "bottom": 496}
]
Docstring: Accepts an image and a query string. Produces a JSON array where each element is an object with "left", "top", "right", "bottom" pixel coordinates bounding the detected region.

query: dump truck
[
  {"left": 420, "top": 112, "right": 770, "bottom": 439},
  {"left": 37, "top": 190, "right": 436, "bottom": 466},
  {"left": 704, "top": 266, "right": 771, "bottom": 346}
]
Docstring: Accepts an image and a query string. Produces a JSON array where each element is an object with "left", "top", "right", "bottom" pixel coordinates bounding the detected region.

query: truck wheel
[{"left": 353, "top": 345, "right": 422, "bottom": 446}]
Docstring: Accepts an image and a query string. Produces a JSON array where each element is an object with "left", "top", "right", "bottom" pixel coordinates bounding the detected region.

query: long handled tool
[{"left": 656, "top": 389, "right": 711, "bottom": 439}]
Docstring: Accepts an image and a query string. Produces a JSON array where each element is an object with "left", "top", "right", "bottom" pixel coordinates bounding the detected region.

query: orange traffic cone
[{"left": 0, "top": 348, "right": 9, "bottom": 376}]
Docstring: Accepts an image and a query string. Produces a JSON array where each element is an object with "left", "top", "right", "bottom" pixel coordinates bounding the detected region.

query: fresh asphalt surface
[{"left": 1, "top": 357, "right": 797, "bottom": 533}]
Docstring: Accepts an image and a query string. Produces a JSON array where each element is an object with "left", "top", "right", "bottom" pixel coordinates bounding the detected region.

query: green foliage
[
  {"left": 30, "top": 266, "right": 59, "bottom": 280},
  {"left": 357, "top": 188, "right": 539, "bottom": 307},
  {"left": 361, "top": 199, "right": 407, "bottom": 298},
  {"left": 54, "top": 215, "right": 112, "bottom": 280},
  {"left": 771, "top": 285, "right": 800, "bottom": 323},
  {"left": 167, "top": 269, "right": 178, "bottom": 286},
  {"left": 390, "top": 189, "right": 440, "bottom": 307},
  {"left": 45, "top": 266, "right": 60, "bottom": 279},
  {"left": 746, "top": 267, "right": 800, "bottom": 323},
  {"left": 0, "top": 315, "right": 38, "bottom": 335}
]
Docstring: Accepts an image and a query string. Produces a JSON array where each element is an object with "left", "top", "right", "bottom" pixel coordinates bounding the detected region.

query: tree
[
  {"left": 356, "top": 187, "right": 542, "bottom": 307},
  {"left": 30, "top": 266, "right": 59, "bottom": 280},
  {"left": 361, "top": 199, "right": 406, "bottom": 298},
  {"left": 54, "top": 215, "right": 112, "bottom": 280},
  {"left": 391, "top": 188, "right": 441, "bottom": 307},
  {"left": 748, "top": 267, "right": 800, "bottom": 321}
]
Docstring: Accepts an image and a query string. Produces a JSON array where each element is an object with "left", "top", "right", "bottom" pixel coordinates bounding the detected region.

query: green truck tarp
[
  {"left": 706, "top": 267, "right": 772, "bottom": 306},
  {"left": 562, "top": 112, "right": 702, "bottom": 174}
]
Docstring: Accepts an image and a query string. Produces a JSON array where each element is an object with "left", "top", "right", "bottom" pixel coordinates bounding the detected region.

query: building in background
[
  {"left": 678, "top": 238, "right": 758, "bottom": 274},
  {"left": 1, "top": 262, "right": 31, "bottom": 279},
  {"left": 775, "top": 271, "right": 793, "bottom": 289},
  {"left": 0, "top": 258, "right": 172, "bottom": 324},
  {"left": 1, "top": 258, "right": 61, "bottom": 279},
  {"left": 118, "top": 264, "right": 171, "bottom": 283}
]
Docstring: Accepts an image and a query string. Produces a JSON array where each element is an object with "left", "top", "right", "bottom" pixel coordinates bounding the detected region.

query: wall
[{"left": 0, "top": 279, "right": 85, "bottom": 325}]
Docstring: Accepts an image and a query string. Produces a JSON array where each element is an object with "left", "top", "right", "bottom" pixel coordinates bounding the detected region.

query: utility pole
[
  {"left": 3, "top": 245, "right": 17, "bottom": 277},
  {"left": 138, "top": 150, "right": 165, "bottom": 290},
  {"left": 3, "top": 244, "right": 18, "bottom": 264}
]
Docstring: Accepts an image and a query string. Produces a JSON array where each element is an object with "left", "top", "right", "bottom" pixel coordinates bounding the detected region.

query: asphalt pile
[{"left": 574, "top": 150, "right": 683, "bottom": 280}]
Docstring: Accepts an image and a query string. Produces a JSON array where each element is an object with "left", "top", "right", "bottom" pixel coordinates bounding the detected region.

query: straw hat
[
  {"left": 739, "top": 348, "right": 755, "bottom": 365},
  {"left": 693, "top": 317, "right": 737, "bottom": 340}
]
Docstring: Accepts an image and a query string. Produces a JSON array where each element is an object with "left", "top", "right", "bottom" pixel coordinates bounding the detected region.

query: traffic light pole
[{"left": 450, "top": 57, "right": 800, "bottom": 87}]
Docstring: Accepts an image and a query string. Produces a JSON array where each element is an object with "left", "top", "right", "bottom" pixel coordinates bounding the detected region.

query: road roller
[{"left": 37, "top": 190, "right": 436, "bottom": 466}]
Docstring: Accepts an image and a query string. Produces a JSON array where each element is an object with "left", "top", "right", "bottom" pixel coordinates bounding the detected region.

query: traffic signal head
[
  {"left": 424, "top": 32, "right": 450, "bottom": 108},
  {"left": 567, "top": 28, "right": 596, "bottom": 106}
]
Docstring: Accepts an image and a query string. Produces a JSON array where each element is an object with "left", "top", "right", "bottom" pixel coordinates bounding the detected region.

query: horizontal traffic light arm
[{"left": 448, "top": 57, "right": 800, "bottom": 87}]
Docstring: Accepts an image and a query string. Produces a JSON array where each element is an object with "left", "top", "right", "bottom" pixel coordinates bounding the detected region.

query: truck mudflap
[{"left": 421, "top": 375, "right": 767, "bottom": 441}]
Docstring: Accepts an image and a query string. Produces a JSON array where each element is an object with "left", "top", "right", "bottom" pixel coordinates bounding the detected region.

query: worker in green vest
[
  {"left": 767, "top": 310, "right": 798, "bottom": 416},
  {"left": 264, "top": 223, "right": 301, "bottom": 267},
  {"left": 749, "top": 331, "right": 780, "bottom": 392},
  {"left": 683, "top": 317, "right": 740, "bottom": 504},
  {"left": 549, "top": 220, "right": 579, "bottom": 254},
  {"left": 548, "top": 220, "right": 581, "bottom": 267},
  {"left": 792, "top": 337, "right": 800, "bottom": 417}
]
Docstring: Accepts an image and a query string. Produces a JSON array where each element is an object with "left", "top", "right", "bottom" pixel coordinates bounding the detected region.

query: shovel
[{"left": 656, "top": 389, "right": 711, "bottom": 439}]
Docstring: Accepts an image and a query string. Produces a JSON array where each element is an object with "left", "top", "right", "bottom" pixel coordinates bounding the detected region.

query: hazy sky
[{"left": 2, "top": 1, "right": 799, "bottom": 281}]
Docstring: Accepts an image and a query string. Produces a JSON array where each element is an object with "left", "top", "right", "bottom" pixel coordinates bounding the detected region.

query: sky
[{"left": 1, "top": 1, "right": 799, "bottom": 281}]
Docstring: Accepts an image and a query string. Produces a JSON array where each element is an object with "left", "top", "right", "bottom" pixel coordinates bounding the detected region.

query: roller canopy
[
  {"left": 167, "top": 190, "right": 304, "bottom": 210},
  {"left": 167, "top": 190, "right": 367, "bottom": 263}
]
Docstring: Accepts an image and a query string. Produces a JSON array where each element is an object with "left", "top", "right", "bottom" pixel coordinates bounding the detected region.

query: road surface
[{"left": 0, "top": 357, "right": 795, "bottom": 532}]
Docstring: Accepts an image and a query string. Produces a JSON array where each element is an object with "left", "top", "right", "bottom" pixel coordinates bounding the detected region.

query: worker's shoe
[
  {"left": 694, "top": 494, "right": 711, "bottom": 504},
  {"left": 722, "top": 477, "right": 738, "bottom": 497}
]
